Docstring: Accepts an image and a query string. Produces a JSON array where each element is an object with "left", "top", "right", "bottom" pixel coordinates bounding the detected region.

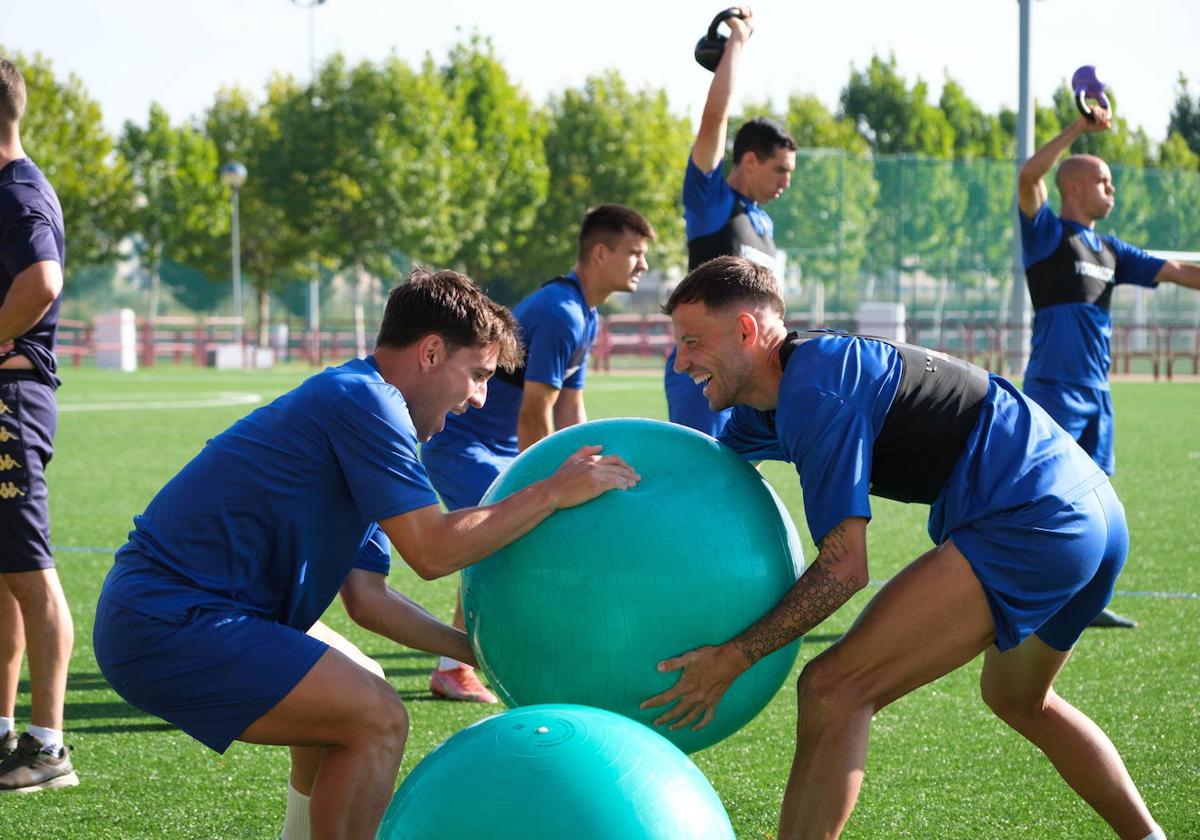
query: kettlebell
[
  {"left": 694, "top": 8, "right": 747, "bottom": 73},
  {"left": 1071, "top": 65, "right": 1111, "bottom": 121}
]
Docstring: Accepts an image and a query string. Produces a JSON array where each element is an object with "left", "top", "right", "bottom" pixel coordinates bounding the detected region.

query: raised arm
[
  {"left": 1018, "top": 109, "right": 1111, "bottom": 218},
  {"left": 641, "top": 516, "right": 869, "bottom": 731},
  {"left": 338, "top": 567, "right": 475, "bottom": 665},
  {"left": 691, "top": 7, "right": 755, "bottom": 173},
  {"left": 380, "top": 445, "right": 640, "bottom": 580}
]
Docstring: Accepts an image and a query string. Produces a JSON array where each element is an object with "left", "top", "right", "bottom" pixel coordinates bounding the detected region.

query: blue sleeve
[
  {"left": 777, "top": 391, "right": 875, "bottom": 546},
  {"left": 683, "top": 157, "right": 735, "bottom": 240},
  {"left": 718, "top": 405, "right": 787, "bottom": 461},
  {"left": 352, "top": 524, "right": 391, "bottom": 574},
  {"left": 1107, "top": 236, "right": 1166, "bottom": 288},
  {"left": 326, "top": 385, "right": 441, "bottom": 524},
  {"left": 1019, "top": 202, "right": 1063, "bottom": 269},
  {"left": 524, "top": 307, "right": 583, "bottom": 390},
  {"left": 0, "top": 195, "right": 61, "bottom": 278}
]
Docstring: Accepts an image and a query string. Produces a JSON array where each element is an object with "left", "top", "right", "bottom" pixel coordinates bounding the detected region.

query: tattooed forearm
[{"left": 732, "top": 521, "right": 865, "bottom": 666}]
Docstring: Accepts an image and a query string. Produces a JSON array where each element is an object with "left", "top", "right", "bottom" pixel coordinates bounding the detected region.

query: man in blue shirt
[
  {"left": 1018, "top": 105, "right": 1200, "bottom": 628},
  {"left": 0, "top": 57, "right": 76, "bottom": 795},
  {"left": 93, "top": 269, "right": 641, "bottom": 839},
  {"left": 666, "top": 5, "right": 797, "bottom": 437},
  {"left": 421, "top": 203, "right": 655, "bottom": 700},
  {"left": 645, "top": 256, "right": 1163, "bottom": 840}
]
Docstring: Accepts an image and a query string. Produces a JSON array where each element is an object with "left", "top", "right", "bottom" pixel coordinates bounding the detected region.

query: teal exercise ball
[
  {"left": 377, "top": 704, "right": 735, "bottom": 840},
  {"left": 462, "top": 417, "right": 805, "bottom": 754}
]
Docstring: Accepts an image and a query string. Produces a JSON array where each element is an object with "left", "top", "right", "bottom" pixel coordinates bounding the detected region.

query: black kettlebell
[{"left": 694, "top": 8, "right": 747, "bottom": 73}]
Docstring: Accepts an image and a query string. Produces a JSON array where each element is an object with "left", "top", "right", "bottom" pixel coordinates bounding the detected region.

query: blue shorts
[
  {"left": 952, "top": 481, "right": 1128, "bottom": 652},
  {"left": 1023, "top": 378, "right": 1114, "bottom": 476},
  {"left": 421, "top": 437, "right": 516, "bottom": 511},
  {"left": 93, "top": 593, "right": 327, "bottom": 753},
  {"left": 0, "top": 374, "right": 57, "bottom": 573}
]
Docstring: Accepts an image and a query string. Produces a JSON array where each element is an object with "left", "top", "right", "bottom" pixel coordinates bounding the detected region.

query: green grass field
[{"left": 5, "top": 365, "right": 1198, "bottom": 838}]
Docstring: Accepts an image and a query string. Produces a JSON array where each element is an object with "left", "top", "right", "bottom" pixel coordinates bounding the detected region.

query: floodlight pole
[
  {"left": 293, "top": 0, "right": 326, "bottom": 361},
  {"left": 1008, "top": 0, "right": 1035, "bottom": 375},
  {"left": 220, "top": 162, "right": 248, "bottom": 354}
]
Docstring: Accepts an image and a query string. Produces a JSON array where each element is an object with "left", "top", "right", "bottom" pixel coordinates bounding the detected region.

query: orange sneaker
[{"left": 429, "top": 665, "right": 499, "bottom": 704}]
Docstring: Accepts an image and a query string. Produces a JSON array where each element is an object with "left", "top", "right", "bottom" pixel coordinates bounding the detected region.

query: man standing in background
[{"left": 0, "top": 56, "right": 76, "bottom": 794}]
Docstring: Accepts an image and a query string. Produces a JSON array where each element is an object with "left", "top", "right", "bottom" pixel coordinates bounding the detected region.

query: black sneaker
[
  {"left": 1089, "top": 607, "right": 1137, "bottom": 629},
  {"left": 0, "top": 733, "right": 79, "bottom": 793},
  {"left": 0, "top": 730, "right": 15, "bottom": 762}
]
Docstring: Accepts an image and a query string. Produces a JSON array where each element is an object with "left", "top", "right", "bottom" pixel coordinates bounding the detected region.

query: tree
[
  {"left": 838, "top": 54, "right": 954, "bottom": 158},
  {"left": 439, "top": 36, "right": 549, "bottom": 284},
  {"left": 117, "top": 103, "right": 227, "bottom": 322},
  {"left": 4, "top": 48, "right": 131, "bottom": 271},
  {"left": 206, "top": 82, "right": 317, "bottom": 340},
  {"left": 1167, "top": 73, "right": 1200, "bottom": 157},
  {"left": 939, "top": 77, "right": 1009, "bottom": 160},
  {"left": 514, "top": 71, "right": 692, "bottom": 294}
]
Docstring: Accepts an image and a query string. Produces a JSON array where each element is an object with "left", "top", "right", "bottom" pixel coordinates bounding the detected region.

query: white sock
[
  {"left": 1141, "top": 828, "right": 1167, "bottom": 840},
  {"left": 437, "top": 656, "right": 465, "bottom": 671},
  {"left": 280, "top": 783, "right": 311, "bottom": 840},
  {"left": 0, "top": 716, "right": 14, "bottom": 737},
  {"left": 26, "top": 724, "right": 62, "bottom": 754}
]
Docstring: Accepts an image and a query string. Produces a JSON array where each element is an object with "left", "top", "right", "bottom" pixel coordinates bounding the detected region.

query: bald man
[{"left": 1018, "top": 107, "right": 1200, "bottom": 628}]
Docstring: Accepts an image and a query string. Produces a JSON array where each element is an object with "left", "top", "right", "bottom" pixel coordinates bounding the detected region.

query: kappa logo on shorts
[
  {"left": 0, "top": 400, "right": 10, "bottom": 415},
  {"left": 0, "top": 427, "right": 16, "bottom": 443},
  {"left": 0, "top": 454, "right": 20, "bottom": 471},
  {"left": 0, "top": 482, "right": 25, "bottom": 499}
]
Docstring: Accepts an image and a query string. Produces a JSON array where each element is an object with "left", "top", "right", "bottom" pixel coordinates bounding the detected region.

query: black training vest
[
  {"left": 1025, "top": 227, "right": 1118, "bottom": 311},
  {"left": 780, "top": 332, "right": 990, "bottom": 505},
  {"left": 491, "top": 276, "right": 581, "bottom": 389},
  {"left": 687, "top": 199, "right": 779, "bottom": 271}
]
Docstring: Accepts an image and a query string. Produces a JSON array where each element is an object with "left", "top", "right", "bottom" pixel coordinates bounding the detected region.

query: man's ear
[
  {"left": 736, "top": 311, "right": 760, "bottom": 347},
  {"left": 415, "top": 334, "right": 446, "bottom": 372}
]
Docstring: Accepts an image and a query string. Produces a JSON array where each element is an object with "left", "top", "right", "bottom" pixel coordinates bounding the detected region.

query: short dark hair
[
  {"left": 662, "top": 255, "right": 785, "bottom": 318},
  {"left": 0, "top": 58, "right": 26, "bottom": 124},
  {"left": 377, "top": 267, "right": 523, "bottom": 371},
  {"left": 732, "top": 117, "right": 797, "bottom": 165},
  {"left": 577, "top": 203, "right": 656, "bottom": 263}
]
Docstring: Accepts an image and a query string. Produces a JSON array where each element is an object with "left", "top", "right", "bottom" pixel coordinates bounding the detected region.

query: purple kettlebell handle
[{"left": 1071, "top": 65, "right": 1111, "bottom": 120}]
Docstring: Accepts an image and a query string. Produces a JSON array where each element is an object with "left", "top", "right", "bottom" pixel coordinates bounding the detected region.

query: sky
[{"left": 2, "top": 0, "right": 1198, "bottom": 143}]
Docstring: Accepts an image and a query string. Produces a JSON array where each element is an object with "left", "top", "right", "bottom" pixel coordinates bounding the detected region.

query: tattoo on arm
[{"left": 733, "top": 521, "right": 864, "bottom": 666}]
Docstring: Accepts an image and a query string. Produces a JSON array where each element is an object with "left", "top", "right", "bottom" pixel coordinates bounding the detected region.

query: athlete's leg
[
  {"left": 778, "top": 538, "right": 994, "bottom": 839},
  {"left": 241, "top": 647, "right": 407, "bottom": 840},
  {"left": 0, "top": 576, "right": 23, "bottom": 724},
  {"left": 980, "top": 637, "right": 1157, "bottom": 839},
  {"left": 3, "top": 569, "right": 72, "bottom": 730}
]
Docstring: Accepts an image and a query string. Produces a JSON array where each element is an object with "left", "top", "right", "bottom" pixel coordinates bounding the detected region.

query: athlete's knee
[
  {"left": 796, "top": 650, "right": 869, "bottom": 721},
  {"left": 980, "top": 672, "right": 1049, "bottom": 728},
  {"left": 346, "top": 681, "right": 409, "bottom": 750}
]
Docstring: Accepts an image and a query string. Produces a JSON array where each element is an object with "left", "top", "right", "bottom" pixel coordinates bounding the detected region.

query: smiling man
[
  {"left": 93, "top": 268, "right": 640, "bottom": 840},
  {"left": 648, "top": 255, "right": 1163, "bottom": 840},
  {"left": 420, "top": 203, "right": 654, "bottom": 701}
]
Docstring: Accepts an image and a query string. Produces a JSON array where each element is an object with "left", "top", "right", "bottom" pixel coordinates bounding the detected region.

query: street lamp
[{"left": 219, "top": 161, "right": 248, "bottom": 356}]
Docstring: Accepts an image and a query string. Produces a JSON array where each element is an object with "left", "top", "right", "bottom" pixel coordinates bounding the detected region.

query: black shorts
[{"left": 0, "top": 373, "right": 56, "bottom": 573}]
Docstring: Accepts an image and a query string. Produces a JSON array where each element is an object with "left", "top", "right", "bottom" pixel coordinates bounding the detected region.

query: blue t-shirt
[
  {"left": 719, "top": 334, "right": 1108, "bottom": 547},
  {"left": 0, "top": 158, "right": 64, "bottom": 383},
  {"left": 664, "top": 346, "right": 732, "bottom": 437},
  {"left": 683, "top": 157, "right": 774, "bottom": 242},
  {"left": 102, "top": 356, "right": 440, "bottom": 630},
  {"left": 426, "top": 273, "right": 597, "bottom": 452},
  {"left": 1020, "top": 203, "right": 1163, "bottom": 388}
]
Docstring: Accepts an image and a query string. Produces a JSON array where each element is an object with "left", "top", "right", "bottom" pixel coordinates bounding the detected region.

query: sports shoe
[
  {"left": 429, "top": 664, "right": 499, "bottom": 704},
  {"left": 0, "top": 733, "right": 79, "bottom": 793},
  {"left": 1089, "top": 607, "right": 1137, "bottom": 629},
  {"left": 0, "top": 730, "right": 15, "bottom": 762}
]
